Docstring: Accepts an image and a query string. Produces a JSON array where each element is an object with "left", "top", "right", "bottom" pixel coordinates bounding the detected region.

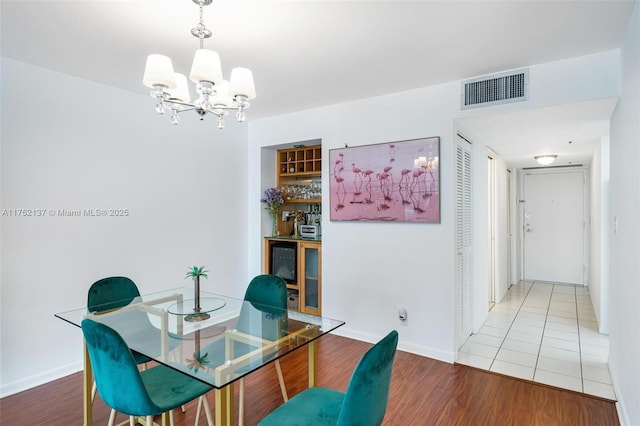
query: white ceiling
[
  {"left": 1, "top": 0, "right": 635, "bottom": 168},
  {"left": 458, "top": 97, "right": 619, "bottom": 169}
]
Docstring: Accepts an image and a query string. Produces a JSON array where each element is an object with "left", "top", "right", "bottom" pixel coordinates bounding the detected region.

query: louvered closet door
[{"left": 455, "top": 136, "right": 473, "bottom": 349}]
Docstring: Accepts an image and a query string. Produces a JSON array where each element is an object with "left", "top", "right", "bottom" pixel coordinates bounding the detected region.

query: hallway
[{"left": 457, "top": 281, "right": 615, "bottom": 400}]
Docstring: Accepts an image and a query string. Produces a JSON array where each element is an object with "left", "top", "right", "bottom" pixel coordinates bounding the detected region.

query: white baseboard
[
  {"left": 612, "top": 378, "right": 630, "bottom": 425},
  {"left": 332, "top": 327, "right": 455, "bottom": 364},
  {"left": 0, "top": 361, "right": 82, "bottom": 399}
]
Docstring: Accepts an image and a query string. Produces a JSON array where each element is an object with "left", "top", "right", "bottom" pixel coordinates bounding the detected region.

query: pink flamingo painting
[
  {"left": 388, "top": 144, "right": 397, "bottom": 162},
  {"left": 361, "top": 169, "right": 374, "bottom": 191},
  {"left": 383, "top": 166, "right": 394, "bottom": 185},
  {"left": 410, "top": 169, "right": 425, "bottom": 194},
  {"left": 329, "top": 136, "right": 440, "bottom": 223},
  {"left": 376, "top": 172, "right": 392, "bottom": 201},
  {"left": 333, "top": 153, "right": 345, "bottom": 175},
  {"left": 351, "top": 163, "right": 362, "bottom": 183},
  {"left": 399, "top": 168, "right": 411, "bottom": 186},
  {"left": 334, "top": 174, "right": 346, "bottom": 194}
]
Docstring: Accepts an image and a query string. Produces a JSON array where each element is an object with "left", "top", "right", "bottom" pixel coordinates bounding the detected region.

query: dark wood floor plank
[{"left": 0, "top": 334, "right": 618, "bottom": 425}]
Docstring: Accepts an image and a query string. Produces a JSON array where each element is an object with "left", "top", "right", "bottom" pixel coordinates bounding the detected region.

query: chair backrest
[
  {"left": 236, "top": 274, "right": 288, "bottom": 351},
  {"left": 87, "top": 276, "right": 140, "bottom": 313},
  {"left": 81, "top": 318, "right": 162, "bottom": 416},
  {"left": 194, "top": 275, "right": 288, "bottom": 371},
  {"left": 243, "top": 274, "right": 288, "bottom": 311},
  {"left": 87, "top": 276, "right": 163, "bottom": 362},
  {"left": 338, "top": 330, "right": 399, "bottom": 426}
]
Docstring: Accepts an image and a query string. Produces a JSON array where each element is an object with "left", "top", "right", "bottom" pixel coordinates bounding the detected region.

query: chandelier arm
[
  {"left": 204, "top": 105, "right": 249, "bottom": 112},
  {"left": 172, "top": 106, "right": 197, "bottom": 113},
  {"left": 165, "top": 99, "right": 196, "bottom": 109}
]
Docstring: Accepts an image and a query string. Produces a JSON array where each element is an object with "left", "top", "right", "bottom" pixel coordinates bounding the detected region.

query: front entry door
[{"left": 523, "top": 170, "right": 586, "bottom": 285}]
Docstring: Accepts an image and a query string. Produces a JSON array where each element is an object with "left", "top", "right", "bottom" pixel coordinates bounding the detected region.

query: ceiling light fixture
[
  {"left": 142, "top": 0, "right": 256, "bottom": 129},
  {"left": 534, "top": 155, "right": 558, "bottom": 166}
]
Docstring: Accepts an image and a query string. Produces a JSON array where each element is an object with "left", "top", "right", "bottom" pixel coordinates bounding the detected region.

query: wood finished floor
[{"left": 0, "top": 334, "right": 619, "bottom": 425}]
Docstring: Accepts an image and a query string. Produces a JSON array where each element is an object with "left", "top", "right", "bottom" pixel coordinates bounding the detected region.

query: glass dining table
[{"left": 55, "top": 286, "right": 345, "bottom": 426}]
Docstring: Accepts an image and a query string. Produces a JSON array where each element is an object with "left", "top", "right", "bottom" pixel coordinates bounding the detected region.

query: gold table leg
[
  {"left": 308, "top": 340, "right": 317, "bottom": 388},
  {"left": 215, "top": 383, "right": 235, "bottom": 426},
  {"left": 83, "top": 339, "right": 93, "bottom": 426}
]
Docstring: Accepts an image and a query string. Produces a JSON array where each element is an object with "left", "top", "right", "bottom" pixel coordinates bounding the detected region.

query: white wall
[
  {"left": 608, "top": 2, "right": 640, "bottom": 424},
  {"left": 510, "top": 170, "right": 521, "bottom": 286},
  {"left": 248, "top": 83, "right": 461, "bottom": 361},
  {"left": 0, "top": 58, "right": 250, "bottom": 396},
  {"left": 589, "top": 135, "right": 610, "bottom": 334},
  {"left": 494, "top": 156, "right": 510, "bottom": 301},
  {"left": 248, "top": 50, "right": 623, "bottom": 362}
]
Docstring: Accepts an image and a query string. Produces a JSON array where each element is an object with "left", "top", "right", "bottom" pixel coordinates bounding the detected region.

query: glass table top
[{"left": 55, "top": 286, "right": 344, "bottom": 389}]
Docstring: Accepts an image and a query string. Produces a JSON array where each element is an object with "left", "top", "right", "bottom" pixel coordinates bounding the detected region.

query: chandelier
[{"left": 142, "top": 0, "right": 256, "bottom": 129}]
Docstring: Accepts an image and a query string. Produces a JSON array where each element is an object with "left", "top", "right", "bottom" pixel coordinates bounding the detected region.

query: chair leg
[
  {"left": 274, "top": 360, "right": 288, "bottom": 402},
  {"left": 201, "top": 394, "right": 214, "bottom": 426},
  {"left": 108, "top": 409, "right": 117, "bottom": 426},
  {"left": 236, "top": 362, "right": 287, "bottom": 426},
  {"left": 91, "top": 381, "right": 97, "bottom": 403},
  {"left": 194, "top": 396, "right": 203, "bottom": 426},
  {"left": 146, "top": 415, "right": 153, "bottom": 426},
  {"left": 129, "top": 416, "right": 135, "bottom": 426},
  {"left": 170, "top": 409, "right": 175, "bottom": 426}
]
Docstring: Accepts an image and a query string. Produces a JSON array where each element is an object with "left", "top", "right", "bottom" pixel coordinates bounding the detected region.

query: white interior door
[
  {"left": 455, "top": 135, "right": 473, "bottom": 349},
  {"left": 523, "top": 170, "right": 586, "bottom": 285},
  {"left": 488, "top": 156, "right": 496, "bottom": 307}
]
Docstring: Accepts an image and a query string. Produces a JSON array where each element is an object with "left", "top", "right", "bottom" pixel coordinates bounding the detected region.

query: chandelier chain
[
  {"left": 191, "top": 1, "right": 212, "bottom": 48},
  {"left": 199, "top": 4, "right": 204, "bottom": 48}
]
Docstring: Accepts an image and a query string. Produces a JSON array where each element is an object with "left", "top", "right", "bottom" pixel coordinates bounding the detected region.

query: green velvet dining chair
[
  {"left": 195, "top": 274, "right": 290, "bottom": 425},
  {"left": 81, "top": 318, "right": 214, "bottom": 426},
  {"left": 87, "top": 277, "right": 155, "bottom": 366},
  {"left": 86, "top": 277, "right": 185, "bottom": 412},
  {"left": 258, "top": 329, "right": 399, "bottom": 426}
]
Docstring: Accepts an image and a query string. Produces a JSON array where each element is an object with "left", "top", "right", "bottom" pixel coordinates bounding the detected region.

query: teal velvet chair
[
  {"left": 258, "top": 329, "right": 399, "bottom": 426},
  {"left": 87, "top": 277, "right": 153, "bottom": 366},
  {"left": 88, "top": 277, "right": 184, "bottom": 360},
  {"left": 86, "top": 277, "right": 183, "bottom": 408},
  {"left": 195, "top": 274, "right": 290, "bottom": 425},
  {"left": 81, "top": 318, "right": 213, "bottom": 426}
]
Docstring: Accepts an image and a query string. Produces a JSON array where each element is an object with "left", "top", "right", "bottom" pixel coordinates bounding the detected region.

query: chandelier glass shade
[{"left": 142, "top": 0, "right": 256, "bottom": 129}]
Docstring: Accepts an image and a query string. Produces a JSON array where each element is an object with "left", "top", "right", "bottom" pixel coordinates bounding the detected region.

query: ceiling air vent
[{"left": 461, "top": 68, "right": 529, "bottom": 110}]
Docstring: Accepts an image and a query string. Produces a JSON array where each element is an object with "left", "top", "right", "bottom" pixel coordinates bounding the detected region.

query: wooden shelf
[
  {"left": 277, "top": 145, "right": 322, "bottom": 180},
  {"left": 285, "top": 198, "right": 321, "bottom": 204},
  {"left": 276, "top": 144, "right": 322, "bottom": 208}
]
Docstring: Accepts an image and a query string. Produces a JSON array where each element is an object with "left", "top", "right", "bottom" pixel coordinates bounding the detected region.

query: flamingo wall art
[{"left": 329, "top": 137, "right": 440, "bottom": 223}]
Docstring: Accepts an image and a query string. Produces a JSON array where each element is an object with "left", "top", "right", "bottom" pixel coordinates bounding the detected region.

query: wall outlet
[{"left": 398, "top": 306, "right": 408, "bottom": 325}]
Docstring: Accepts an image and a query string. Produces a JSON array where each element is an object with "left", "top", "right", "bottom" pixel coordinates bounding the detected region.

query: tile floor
[{"left": 457, "top": 281, "right": 616, "bottom": 400}]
